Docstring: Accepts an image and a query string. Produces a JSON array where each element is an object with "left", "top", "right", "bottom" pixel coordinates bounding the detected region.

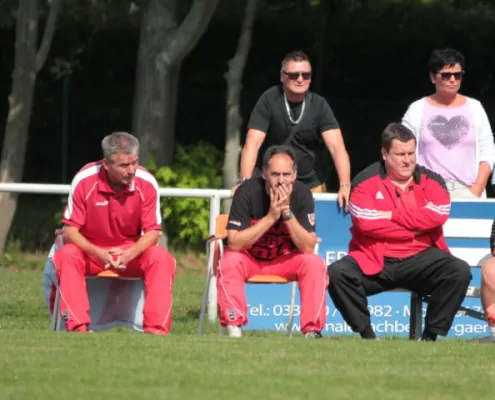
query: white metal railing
[{"left": 0, "top": 183, "right": 338, "bottom": 236}]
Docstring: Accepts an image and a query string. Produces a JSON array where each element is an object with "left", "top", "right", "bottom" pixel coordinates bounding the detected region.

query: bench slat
[
  {"left": 444, "top": 218, "right": 492, "bottom": 239},
  {"left": 450, "top": 247, "right": 491, "bottom": 267},
  {"left": 466, "top": 286, "right": 481, "bottom": 297}
]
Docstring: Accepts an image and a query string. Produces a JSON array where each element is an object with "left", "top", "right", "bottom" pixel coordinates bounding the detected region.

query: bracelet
[{"left": 339, "top": 184, "right": 351, "bottom": 188}]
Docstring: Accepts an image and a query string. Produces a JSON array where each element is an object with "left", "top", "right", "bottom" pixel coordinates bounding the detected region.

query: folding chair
[
  {"left": 47, "top": 228, "right": 170, "bottom": 332},
  {"left": 51, "top": 269, "right": 144, "bottom": 332},
  {"left": 47, "top": 230, "right": 146, "bottom": 332},
  {"left": 197, "top": 213, "right": 321, "bottom": 338}
]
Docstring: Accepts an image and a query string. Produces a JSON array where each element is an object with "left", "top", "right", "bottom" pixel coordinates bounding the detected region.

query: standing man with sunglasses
[
  {"left": 402, "top": 48, "right": 495, "bottom": 198},
  {"left": 235, "top": 50, "right": 351, "bottom": 210}
]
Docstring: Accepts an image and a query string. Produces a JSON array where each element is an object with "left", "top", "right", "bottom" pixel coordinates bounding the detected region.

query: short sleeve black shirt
[
  {"left": 227, "top": 177, "right": 316, "bottom": 261},
  {"left": 247, "top": 85, "right": 339, "bottom": 185}
]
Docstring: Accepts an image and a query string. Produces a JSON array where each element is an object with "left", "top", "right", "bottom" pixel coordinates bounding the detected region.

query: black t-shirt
[
  {"left": 227, "top": 177, "right": 316, "bottom": 261},
  {"left": 247, "top": 85, "right": 340, "bottom": 186}
]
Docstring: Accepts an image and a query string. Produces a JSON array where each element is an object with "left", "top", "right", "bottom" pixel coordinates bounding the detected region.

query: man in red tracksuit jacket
[{"left": 328, "top": 123, "right": 471, "bottom": 341}]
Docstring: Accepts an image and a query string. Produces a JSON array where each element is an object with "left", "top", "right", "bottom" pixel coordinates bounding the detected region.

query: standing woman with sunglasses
[
  {"left": 234, "top": 50, "right": 351, "bottom": 210},
  {"left": 402, "top": 48, "right": 495, "bottom": 198}
]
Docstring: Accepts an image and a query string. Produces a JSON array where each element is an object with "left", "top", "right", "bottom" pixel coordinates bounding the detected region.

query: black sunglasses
[
  {"left": 283, "top": 71, "right": 312, "bottom": 80},
  {"left": 438, "top": 71, "right": 465, "bottom": 81}
]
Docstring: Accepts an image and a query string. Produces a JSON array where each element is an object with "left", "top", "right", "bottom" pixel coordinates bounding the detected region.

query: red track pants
[{"left": 217, "top": 250, "right": 328, "bottom": 334}]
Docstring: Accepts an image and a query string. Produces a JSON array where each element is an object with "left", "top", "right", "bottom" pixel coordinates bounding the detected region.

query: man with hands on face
[
  {"left": 217, "top": 145, "right": 328, "bottom": 338},
  {"left": 52, "top": 132, "right": 176, "bottom": 334}
]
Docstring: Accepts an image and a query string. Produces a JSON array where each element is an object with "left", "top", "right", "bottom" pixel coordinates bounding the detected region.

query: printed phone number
[{"left": 248, "top": 304, "right": 416, "bottom": 318}]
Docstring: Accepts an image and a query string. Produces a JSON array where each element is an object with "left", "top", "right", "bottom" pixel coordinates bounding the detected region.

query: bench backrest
[{"left": 443, "top": 217, "right": 492, "bottom": 268}]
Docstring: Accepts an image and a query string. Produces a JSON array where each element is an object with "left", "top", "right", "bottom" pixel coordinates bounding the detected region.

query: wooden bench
[{"left": 408, "top": 217, "right": 492, "bottom": 339}]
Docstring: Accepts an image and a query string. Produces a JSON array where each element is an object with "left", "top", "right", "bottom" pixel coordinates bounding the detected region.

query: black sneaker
[
  {"left": 419, "top": 330, "right": 437, "bottom": 342},
  {"left": 418, "top": 336, "right": 436, "bottom": 342},
  {"left": 304, "top": 330, "right": 323, "bottom": 339}
]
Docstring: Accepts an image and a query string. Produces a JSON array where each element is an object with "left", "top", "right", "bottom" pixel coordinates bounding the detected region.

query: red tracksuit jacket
[{"left": 348, "top": 161, "right": 451, "bottom": 275}]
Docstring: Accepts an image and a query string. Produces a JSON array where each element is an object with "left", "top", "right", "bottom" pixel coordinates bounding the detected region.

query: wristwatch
[
  {"left": 282, "top": 210, "right": 294, "bottom": 221},
  {"left": 237, "top": 176, "right": 248, "bottom": 185}
]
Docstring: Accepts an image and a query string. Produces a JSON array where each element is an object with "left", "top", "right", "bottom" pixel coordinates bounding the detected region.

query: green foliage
[
  {"left": 54, "top": 196, "right": 68, "bottom": 224},
  {"left": 148, "top": 141, "right": 224, "bottom": 249}
]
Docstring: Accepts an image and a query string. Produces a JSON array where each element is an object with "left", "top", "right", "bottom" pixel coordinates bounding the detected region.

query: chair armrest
[{"left": 205, "top": 233, "right": 228, "bottom": 242}]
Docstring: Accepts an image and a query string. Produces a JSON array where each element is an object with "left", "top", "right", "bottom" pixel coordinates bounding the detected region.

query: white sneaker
[{"left": 227, "top": 325, "right": 243, "bottom": 338}]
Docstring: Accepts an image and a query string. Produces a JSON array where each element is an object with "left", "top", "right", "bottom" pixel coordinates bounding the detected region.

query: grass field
[{"left": 1, "top": 260, "right": 495, "bottom": 399}]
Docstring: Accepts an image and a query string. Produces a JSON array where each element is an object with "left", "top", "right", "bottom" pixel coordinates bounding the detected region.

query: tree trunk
[
  {"left": 133, "top": 0, "right": 179, "bottom": 167},
  {"left": 222, "top": 0, "right": 258, "bottom": 211},
  {"left": 133, "top": 0, "right": 219, "bottom": 167},
  {"left": 133, "top": 0, "right": 218, "bottom": 248},
  {"left": 0, "top": 0, "right": 61, "bottom": 257}
]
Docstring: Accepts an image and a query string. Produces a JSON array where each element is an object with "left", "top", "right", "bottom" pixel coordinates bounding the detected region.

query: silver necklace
[{"left": 283, "top": 93, "right": 306, "bottom": 125}]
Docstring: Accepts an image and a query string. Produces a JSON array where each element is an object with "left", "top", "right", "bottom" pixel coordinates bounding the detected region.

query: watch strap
[{"left": 282, "top": 210, "right": 294, "bottom": 221}]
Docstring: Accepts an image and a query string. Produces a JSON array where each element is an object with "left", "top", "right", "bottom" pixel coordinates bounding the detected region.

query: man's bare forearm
[
  {"left": 228, "top": 216, "right": 276, "bottom": 251},
  {"left": 323, "top": 129, "right": 351, "bottom": 185},
  {"left": 126, "top": 230, "right": 161, "bottom": 261},
  {"left": 472, "top": 161, "right": 491, "bottom": 194},
  {"left": 284, "top": 218, "right": 317, "bottom": 253},
  {"left": 239, "top": 129, "right": 266, "bottom": 179},
  {"left": 239, "top": 146, "right": 258, "bottom": 179},
  {"left": 333, "top": 149, "right": 351, "bottom": 185}
]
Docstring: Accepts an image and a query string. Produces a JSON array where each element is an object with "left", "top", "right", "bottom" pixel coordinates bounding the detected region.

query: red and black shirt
[{"left": 227, "top": 177, "right": 316, "bottom": 261}]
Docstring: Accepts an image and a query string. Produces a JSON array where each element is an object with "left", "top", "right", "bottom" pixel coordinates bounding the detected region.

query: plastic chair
[
  {"left": 48, "top": 229, "right": 157, "bottom": 332},
  {"left": 51, "top": 269, "right": 143, "bottom": 331},
  {"left": 197, "top": 213, "right": 321, "bottom": 338}
]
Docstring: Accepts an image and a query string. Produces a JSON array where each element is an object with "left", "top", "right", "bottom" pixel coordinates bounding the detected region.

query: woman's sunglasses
[{"left": 438, "top": 71, "right": 465, "bottom": 81}]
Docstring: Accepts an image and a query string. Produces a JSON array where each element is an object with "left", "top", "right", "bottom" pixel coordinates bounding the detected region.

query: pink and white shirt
[
  {"left": 402, "top": 96, "right": 495, "bottom": 187},
  {"left": 417, "top": 100, "right": 476, "bottom": 185}
]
